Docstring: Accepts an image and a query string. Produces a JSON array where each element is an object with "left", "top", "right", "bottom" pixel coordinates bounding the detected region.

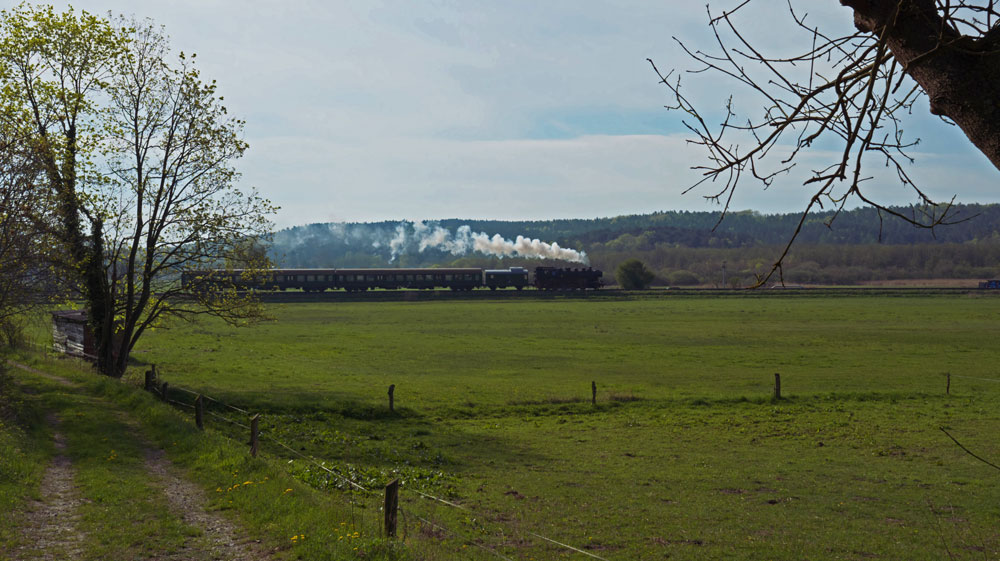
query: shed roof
[{"left": 52, "top": 310, "right": 88, "bottom": 323}]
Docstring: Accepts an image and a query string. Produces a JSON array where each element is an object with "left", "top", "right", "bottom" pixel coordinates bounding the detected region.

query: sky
[{"left": 23, "top": 0, "right": 1000, "bottom": 228}]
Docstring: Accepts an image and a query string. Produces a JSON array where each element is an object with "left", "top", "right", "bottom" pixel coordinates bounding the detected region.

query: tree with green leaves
[
  {"left": 0, "top": 4, "right": 275, "bottom": 376},
  {"left": 0, "top": 115, "right": 61, "bottom": 346},
  {"left": 615, "top": 259, "right": 656, "bottom": 290}
]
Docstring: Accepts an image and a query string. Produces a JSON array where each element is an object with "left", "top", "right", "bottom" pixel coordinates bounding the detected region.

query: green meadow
[{"left": 119, "top": 294, "right": 1000, "bottom": 559}]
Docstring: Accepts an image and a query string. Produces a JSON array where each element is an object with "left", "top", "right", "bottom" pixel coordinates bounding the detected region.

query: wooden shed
[{"left": 52, "top": 310, "right": 96, "bottom": 360}]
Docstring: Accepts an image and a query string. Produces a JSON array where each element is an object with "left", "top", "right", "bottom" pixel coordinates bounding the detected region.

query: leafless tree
[{"left": 652, "top": 0, "right": 1000, "bottom": 285}]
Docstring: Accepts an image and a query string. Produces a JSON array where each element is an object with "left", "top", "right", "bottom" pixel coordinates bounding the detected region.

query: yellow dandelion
[
  {"left": 244, "top": 480, "right": 253, "bottom": 485},
  {"left": 283, "top": 488, "right": 293, "bottom": 494}
]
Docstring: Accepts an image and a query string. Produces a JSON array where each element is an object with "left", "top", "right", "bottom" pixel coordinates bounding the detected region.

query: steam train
[{"left": 181, "top": 266, "right": 603, "bottom": 292}]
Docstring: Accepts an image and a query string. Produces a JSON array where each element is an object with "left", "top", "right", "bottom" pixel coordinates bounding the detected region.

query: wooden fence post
[
  {"left": 195, "top": 395, "right": 204, "bottom": 430},
  {"left": 250, "top": 414, "right": 260, "bottom": 457},
  {"left": 946, "top": 372, "right": 951, "bottom": 395},
  {"left": 384, "top": 478, "right": 399, "bottom": 538},
  {"left": 773, "top": 373, "right": 781, "bottom": 400},
  {"left": 144, "top": 369, "right": 154, "bottom": 391},
  {"left": 388, "top": 384, "right": 395, "bottom": 413},
  {"left": 591, "top": 381, "right": 597, "bottom": 405},
  {"left": 160, "top": 381, "right": 169, "bottom": 402}
]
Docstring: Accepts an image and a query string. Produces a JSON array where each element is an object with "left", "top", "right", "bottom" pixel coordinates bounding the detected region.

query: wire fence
[
  {"left": 29, "top": 345, "right": 1000, "bottom": 559},
  {"left": 142, "top": 366, "right": 609, "bottom": 560}
]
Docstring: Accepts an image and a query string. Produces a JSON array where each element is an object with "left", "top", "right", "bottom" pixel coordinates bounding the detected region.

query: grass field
[{"left": 117, "top": 294, "right": 1000, "bottom": 559}]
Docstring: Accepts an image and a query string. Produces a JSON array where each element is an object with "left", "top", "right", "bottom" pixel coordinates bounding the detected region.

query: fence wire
[
  {"left": 403, "top": 507, "right": 516, "bottom": 561},
  {"left": 951, "top": 375, "right": 1000, "bottom": 384},
  {"left": 147, "top": 375, "right": 641, "bottom": 559}
]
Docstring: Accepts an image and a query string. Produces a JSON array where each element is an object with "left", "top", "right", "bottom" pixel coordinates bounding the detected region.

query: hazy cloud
[{"left": 39, "top": 1, "right": 1000, "bottom": 227}]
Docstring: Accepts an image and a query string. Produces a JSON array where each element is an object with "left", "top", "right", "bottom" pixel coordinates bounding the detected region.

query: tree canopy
[
  {"left": 615, "top": 259, "right": 656, "bottom": 290},
  {"left": 0, "top": 4, "right": 275, "bottom": 375}
]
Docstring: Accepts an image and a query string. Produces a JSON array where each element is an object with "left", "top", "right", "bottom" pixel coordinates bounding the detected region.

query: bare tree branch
[{"left": 654, "top": 1, "right": 1000, "bottom": 287}]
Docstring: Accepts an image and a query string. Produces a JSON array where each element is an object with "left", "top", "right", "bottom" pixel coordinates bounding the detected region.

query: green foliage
[
  {"left": 615, "top": 258, "right": 656, "bottom": 289},
  {"left": 269, "top": 205, "right": 1000, "bottom": 287},
  {"left": 666, "top": 269, "right": 701, "bottom": 286},
  {"left": 0, "top": 5, "right": 276, "bottom": 376}
]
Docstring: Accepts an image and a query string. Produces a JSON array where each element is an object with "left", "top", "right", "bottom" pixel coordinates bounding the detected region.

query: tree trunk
[
  {"left": 86, "top": 219, "right": 119, "bottom": 377},
  {"left": 840, "top": 0, "right": 1000, "bottom": 171},
  {"left": 43, "top": 136, "right": 117, "bottom": 377}
]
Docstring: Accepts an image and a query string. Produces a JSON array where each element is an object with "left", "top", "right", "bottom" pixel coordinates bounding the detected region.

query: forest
[{"left": 269, "top": 203, "right": 1000, "bottom": 286}]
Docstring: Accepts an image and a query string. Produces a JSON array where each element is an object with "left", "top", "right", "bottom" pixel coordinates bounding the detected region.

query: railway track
[{"left": 251, "top": 286, "right": 993, "bottom": 303}]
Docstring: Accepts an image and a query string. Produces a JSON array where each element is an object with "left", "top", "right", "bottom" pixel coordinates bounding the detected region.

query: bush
[
  {"left": 615, "top": 259, "right": 656, "bottom": 290},
  {"left": 0, "top": 317, "right": 26, "bottom": 349},
  {"left": 667, "top": 270, "right": 701, "bottom": 286}
]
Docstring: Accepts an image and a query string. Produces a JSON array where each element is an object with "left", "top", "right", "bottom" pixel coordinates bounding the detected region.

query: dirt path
[
  {"left": 143, "top": 448, "right": 274, "bottom": 561},
  {"left": 12, "top": 415, "right": 87, "bottom": 561},
  {"left": 4, "top": 360, "right": 77, "bottom": 388},
  {"left": 5, "top": 360, "right": 275, "bottom": 561}
]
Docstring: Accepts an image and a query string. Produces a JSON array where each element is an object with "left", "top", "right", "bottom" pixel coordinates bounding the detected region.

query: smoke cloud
[
  {"left": 270, "top": 220, "right": 589, "bottom": 266},
  {"left": 389, "top": 221, "right": 588, "bottom": 264}
]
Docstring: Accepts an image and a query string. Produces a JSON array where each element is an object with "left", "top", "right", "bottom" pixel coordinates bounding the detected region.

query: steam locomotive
[{"left": 181, "top": 266, "right": 603, "bottom": 292}]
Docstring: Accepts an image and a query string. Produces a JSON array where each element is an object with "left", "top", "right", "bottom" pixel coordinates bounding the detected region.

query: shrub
[
  {"left": 667, "top": 270, "right": 701, "bottom": 286},
  {"left": 615, "top": 259, "right": 656, "bottom": 290}
]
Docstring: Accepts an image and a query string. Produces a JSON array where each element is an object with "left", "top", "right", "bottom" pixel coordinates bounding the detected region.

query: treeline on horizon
[{"left": 269, "top": 203, "right": 1000, "bottom": 286}]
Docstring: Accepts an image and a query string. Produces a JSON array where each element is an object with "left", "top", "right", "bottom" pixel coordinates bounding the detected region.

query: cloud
[{"left": 32, "top": 1, "right": 1000, "bottom": 228}]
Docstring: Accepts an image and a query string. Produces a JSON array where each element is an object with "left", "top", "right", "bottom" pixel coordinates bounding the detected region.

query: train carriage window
[
  {"left": 445, "top": 275, "right": 453, "bottom": 281},
  {"left": 296, "top": 275, "right": 305, "bottom": 282},
  {"left": 307, "top": 275, "right": 315, "bottom": 282}
]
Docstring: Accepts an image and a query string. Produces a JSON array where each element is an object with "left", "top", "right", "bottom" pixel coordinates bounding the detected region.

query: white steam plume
[{"left": 385, "top": 221, "right": 588, "bottom": 264}]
